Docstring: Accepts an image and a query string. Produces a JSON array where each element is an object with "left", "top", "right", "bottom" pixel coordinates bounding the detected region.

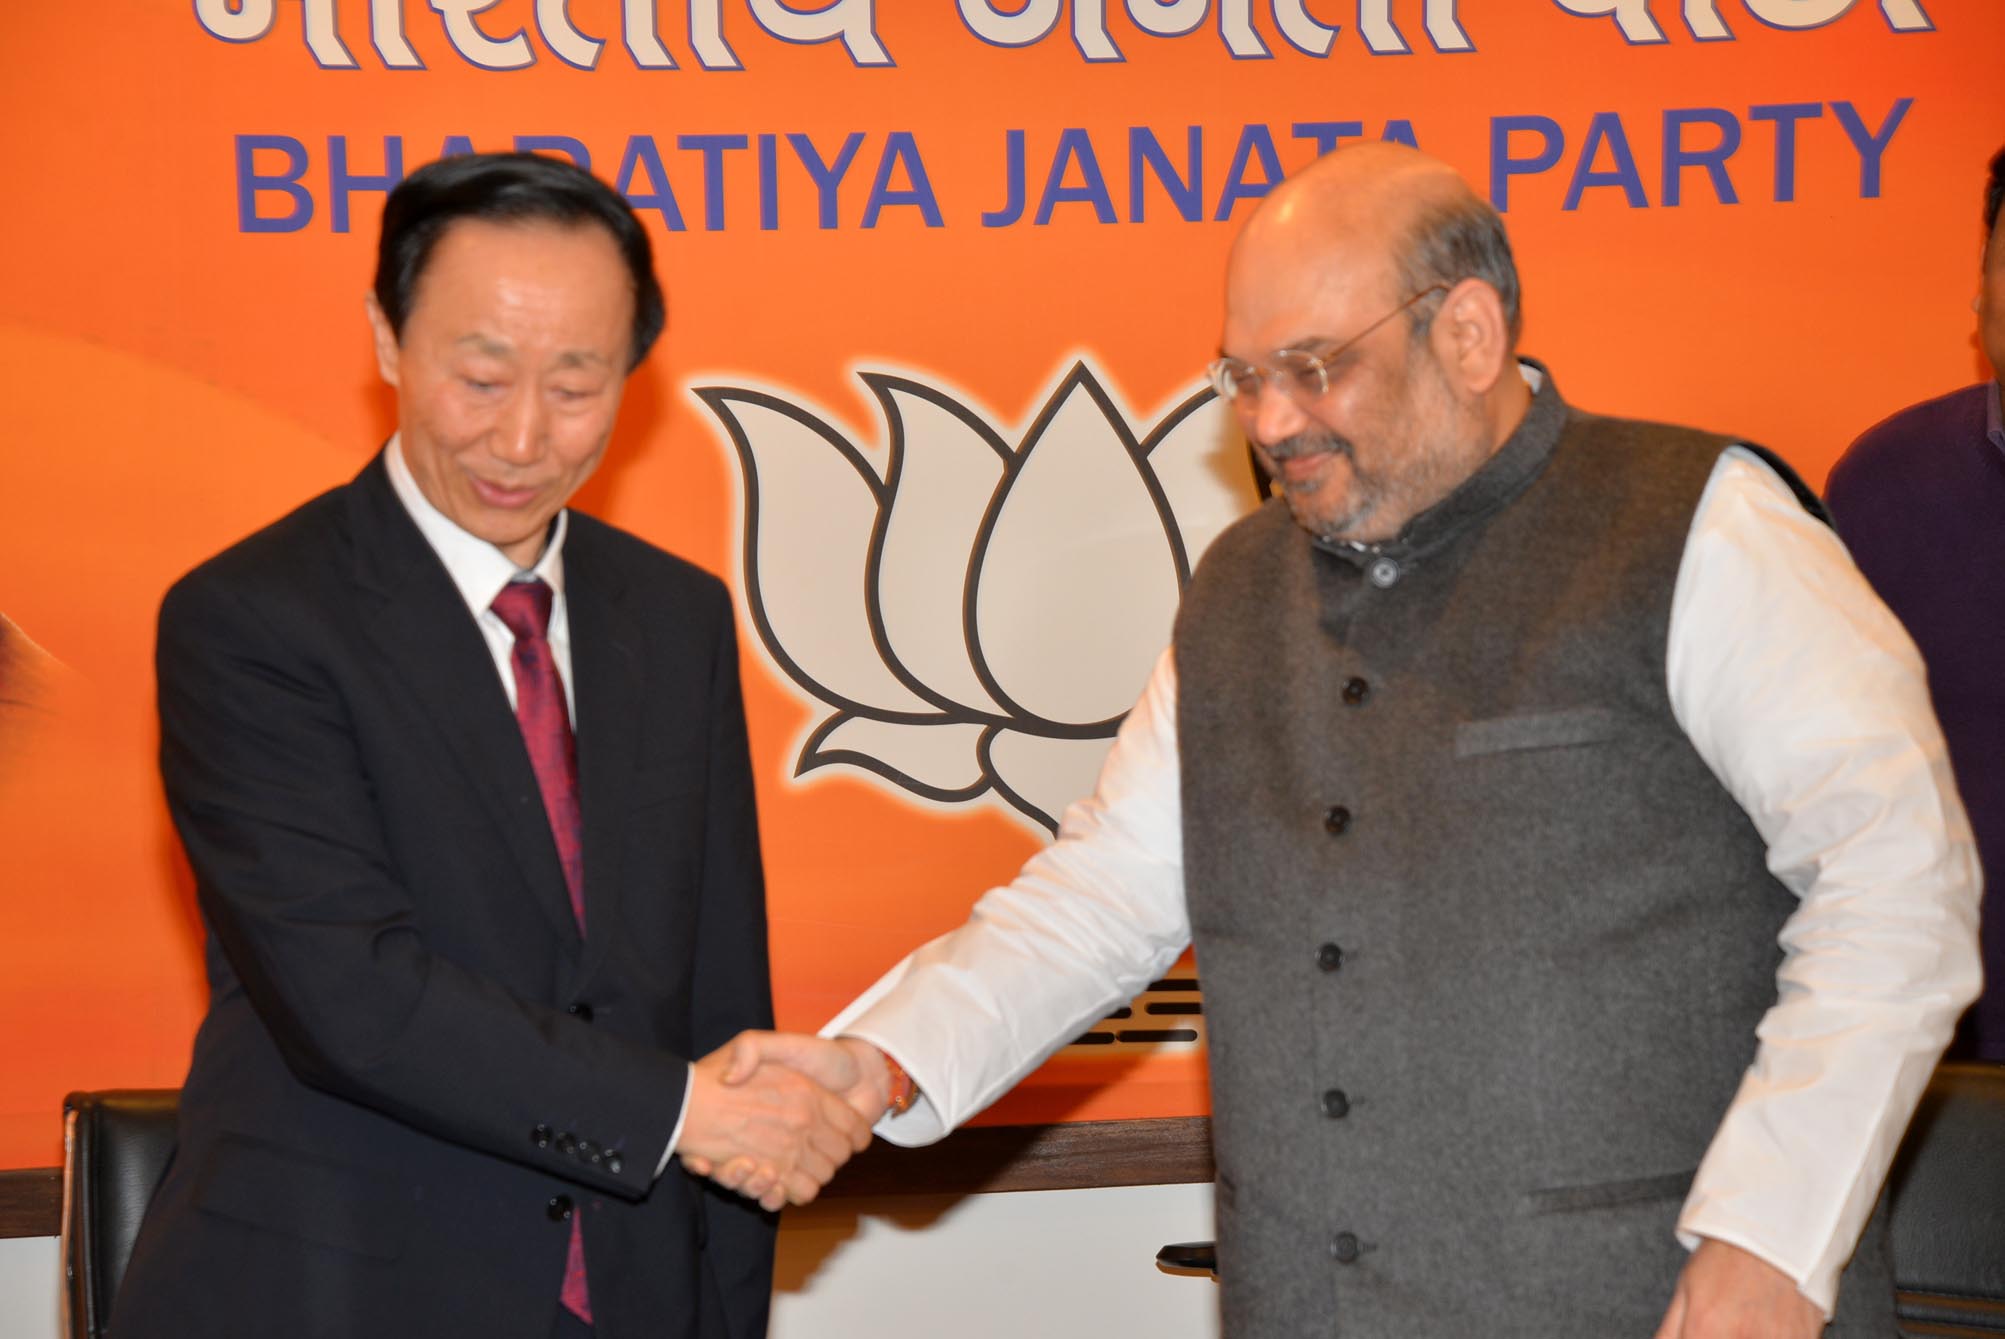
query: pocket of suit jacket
[
  {"left": 1454, "top": 706, "right": 1620, "bottom": 758},
  {"left": 1522, "top": 1167, "right": 1696, "bottom": 1215},
  {"left": 191, "top": 1132, "right": 410, "bottom": 1259}
]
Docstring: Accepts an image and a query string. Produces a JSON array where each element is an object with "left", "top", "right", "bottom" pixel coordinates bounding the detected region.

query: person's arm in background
[{"left": 1654, "top": 448, "right": 1982, "bottom": 1338}]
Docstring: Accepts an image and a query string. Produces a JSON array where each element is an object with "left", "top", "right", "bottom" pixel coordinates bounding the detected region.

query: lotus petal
[
  {"left": 971, "top": 366, "right": 1180, "bottom": 728},
  {"left": 698, "top": 387, "right": 931, "bottom": 718},
  {"left": 864, "top": 375, "right": 1008, "bottom": 717},
  {"left": 983, "top": 728, "right": 1122, "bottom": 834},
  {"left": 1143, "top": 388, "right": 1263, "bottom": 577},
  {"left": 801, "top": 712, "right": 990, "bottom": 801}
]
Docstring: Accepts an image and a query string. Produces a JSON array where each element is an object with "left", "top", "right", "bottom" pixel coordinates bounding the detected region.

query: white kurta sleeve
[
  {"left": 822, "top": 648, "right": 1192, "bottom": 1146},
  {"left": 1667, "top": 447, "right": 1983, "bottom": 1313}
]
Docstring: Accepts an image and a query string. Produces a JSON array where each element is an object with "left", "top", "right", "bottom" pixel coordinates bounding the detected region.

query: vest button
[
  {"left": 1342, "top": 677, "right": 1370, "bottom": 705},
  {"left": 1323, "top": 805, "right": 1351, "bottom": 836},
  {"left": 547, "top": 1195, "right": 574, "bottom": 1222},
  {"left": 1316, "top": 942, "right": 1343, "bottom": 972},
  {"left": 1320, "top": 1088, "right": 1350, "bottom": 1119},
  {"left": 1367, "top": 557, "right": 1400, "bottom": 588},
  {"left": 1331, "top": 1231, "right": 1361, "bottom": 1263}
]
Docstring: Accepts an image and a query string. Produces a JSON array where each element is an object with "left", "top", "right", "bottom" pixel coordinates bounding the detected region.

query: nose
[
  {"left": 492, "top": 388, "right": 546, "bottom": 465},
  {"left": 1247, "top": 378, "right": 1309, "bottom": 449}
]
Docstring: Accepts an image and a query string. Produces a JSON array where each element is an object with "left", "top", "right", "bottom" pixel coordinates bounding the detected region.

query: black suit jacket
[{"left": 115, "top": 456, "right": 776, "bottom": 1338}]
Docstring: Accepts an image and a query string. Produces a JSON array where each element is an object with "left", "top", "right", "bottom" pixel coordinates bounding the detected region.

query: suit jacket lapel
[
  {"left": 563, "top": 525, "right": 643, "bottom": 987},
  {"left": 345, "top": 455, "right": 584, "bottom": 952}
]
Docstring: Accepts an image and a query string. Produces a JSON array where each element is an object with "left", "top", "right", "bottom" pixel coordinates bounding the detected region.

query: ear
[
  {"left": 1427, "top": 277, "right": 1513, "bottom": 395},
  {"left": 364, "top": 293, "right": 401, "bottom": 387}
]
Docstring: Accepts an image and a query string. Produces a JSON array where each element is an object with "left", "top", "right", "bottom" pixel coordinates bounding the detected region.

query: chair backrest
[
  {"left": 61, "top": 1089, "right": 179, "bottom": 1339},
  {"left": 1885, "top": 1061, "right": 2005, "bottom": 1335}
]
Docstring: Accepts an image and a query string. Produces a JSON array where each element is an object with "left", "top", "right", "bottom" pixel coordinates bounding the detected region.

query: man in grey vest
[{"left": 691, "top": 145, "right": 1982, "bottom": 1337}]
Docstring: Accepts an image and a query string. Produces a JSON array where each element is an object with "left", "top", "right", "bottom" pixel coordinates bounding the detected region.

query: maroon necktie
[{"left": 489, "top": 578, "right": 592, "bottom": 1324}]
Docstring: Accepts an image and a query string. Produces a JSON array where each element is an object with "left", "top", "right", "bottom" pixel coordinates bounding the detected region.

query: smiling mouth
[
  {"left": 1267, "top": 439, "right": 1351, "bottom": 491},
  {"left": 469, "top": 476, "right": 543, "bottom": 508}
]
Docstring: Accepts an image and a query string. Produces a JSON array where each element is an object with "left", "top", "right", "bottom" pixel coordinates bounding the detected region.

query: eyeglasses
[{"left": 1207, "top": 283, "right": 1451, "bottom": 410}]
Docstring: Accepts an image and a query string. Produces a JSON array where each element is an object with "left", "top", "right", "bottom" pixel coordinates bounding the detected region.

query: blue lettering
[
  {"left": 328, "top": 135, "right": 405, "bottom": 234},
  {"left": 235, "top": 134, "right": 313, "bottom": 234},
  {"left": 758, "top": 134, "right": 779, "bottom": 231},
  {"left": 789, "top": 132, "right": 866, "bottom": 229},
  {"left": 1749, "top": 102, "right": 1821, "bottom": 203},
  {"left": 863, "top": 132, "right": 943, "bottom": 228},
  {"left": 679, "top": 134, "right": 748, "bottom": 231},
  {"left": 1489, "top": 115, "right": 1565, "bottom": 212},
  {"left": 1035, "top": 129, "right": 1116, "bottom": 225},
  {"left": 1562, "top": 112, "right": 1646, "bottom": 210},
  {"left": 1292, "top": 121, "right": 1365, "bottom": 156},
  {"left": 513, "top": 135, "right": 592, "bottom": 169},
  {"left": 982, "top": 130, "right": 1027, "bottom": 228},
  {"left": 614, "top": 136, "right": 686, "bottom": 232},
  {"left": 1662, "top": 108, "right": 1740, "bottom": 206},
  {"left": 1215, "top": 124, "right": 1283, "bottom": 220},
  {"left": 1832, "top": 97, "right": 1912, "bottom": 199},
  {"left": 1380, "top": 119, "right": 1420, "bottom": 148},
  {"left": 1129, "top": 127, "right": 1201, "bottom": 224}
]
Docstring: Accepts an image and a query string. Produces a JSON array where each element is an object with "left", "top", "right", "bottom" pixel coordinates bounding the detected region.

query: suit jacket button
[
  {"left": 548, "top": 1195, "right": 574, "bottom": 1222},
  {"left": 606, "top": 1151, "right": 624, "bottom": 1175},
  {"left": 1342, "top": 677, "right": 1370, "bottom": 705},
  {"left": 531, "top": 1124, "right": 553, "bottom": 1149},
  {"left": 1331, "top": 1231, "right": 1360, "bottom": 1264},
  {"left": 578, "top": 1139, "right": 601, "bottom": 1165},
  {"left": 1323, "top": 805, "right": 1351, "bottom": 836},
  {"left": 1316, "top": 943, "right": 1343, "bottom": 972},
  {"left": 567, "top": 1002, "right": 594, "bottom": 1023},
  {"left": 555, "top": 1132, "right": 577, "bottom": 1156},
  {"left": 1320, "top": 1088, "right": 1350, "bottom": 1119}
]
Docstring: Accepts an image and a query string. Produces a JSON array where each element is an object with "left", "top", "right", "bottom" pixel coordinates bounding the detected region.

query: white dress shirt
[
  {"left": 827, "top": 445, "right": 1983, "bottom": 1315},
  {"left": 385, "top": 438, "right": 694, "bottom": 1169}
]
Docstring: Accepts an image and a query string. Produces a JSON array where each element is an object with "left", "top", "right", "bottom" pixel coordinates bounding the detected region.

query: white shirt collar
[{"left": 384, "top": 435, "right": 568, "bottom": 616}]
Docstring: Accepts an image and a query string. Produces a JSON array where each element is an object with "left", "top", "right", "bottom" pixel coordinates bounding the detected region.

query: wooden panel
[
  {"left": 0, "top": 1168, "right": 60, "bottom": 1239},
  {"left": 827, "top": 1116, "right": 1214, "bottom": 1198},
  {"left": 0, "top": 1117, "right": 1217, "bottom": 1239}
]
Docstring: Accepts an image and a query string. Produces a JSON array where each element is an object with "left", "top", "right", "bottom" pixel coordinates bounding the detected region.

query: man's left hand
[{"left": 1653, "top": 1238, "right": 1824, "bottom": 1339}]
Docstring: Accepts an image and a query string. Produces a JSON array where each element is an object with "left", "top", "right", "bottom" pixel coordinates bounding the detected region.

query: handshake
[{"left": 676, "top": 1032, "right": 897, "bottom": 1212}]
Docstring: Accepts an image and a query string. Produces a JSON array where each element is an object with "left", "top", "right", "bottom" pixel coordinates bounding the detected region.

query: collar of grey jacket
[{"left": 1312, "top": 357, "right": 1565, "bottom": 578}]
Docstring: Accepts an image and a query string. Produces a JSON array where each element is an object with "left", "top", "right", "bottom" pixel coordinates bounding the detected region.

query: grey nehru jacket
[{"left": 1173, "top": 367, "right": 1895, "bottom": 1337}]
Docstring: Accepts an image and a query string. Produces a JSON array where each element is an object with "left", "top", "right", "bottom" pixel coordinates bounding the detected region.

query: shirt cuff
[
  {"left": 824, "top": 1025, "right": 949, "bottom": 1147},
  {"left": 655, "top": 1061, "right": 696, "bottom": 1177}
]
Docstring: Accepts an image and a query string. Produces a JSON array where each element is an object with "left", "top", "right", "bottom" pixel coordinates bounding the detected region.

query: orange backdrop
[{"left": 1, "top": 0, "right": 2000, "bottom": 1169}]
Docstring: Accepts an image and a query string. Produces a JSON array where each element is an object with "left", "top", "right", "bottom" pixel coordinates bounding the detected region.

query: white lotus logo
[{"left": 697, "top": 359, "right": 1260, "bottom": 834}]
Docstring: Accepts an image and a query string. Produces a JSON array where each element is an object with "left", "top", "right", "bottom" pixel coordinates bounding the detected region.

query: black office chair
[
  {"left": 1885, "top": 1062, "right": 2005, "bottom": 1335},
  {"left": 1157, "top": 1062, "right": 2005, "bottom": 1335},
  {"left": 61, "top": 1089, "right": 179, "bottom": 1339}
]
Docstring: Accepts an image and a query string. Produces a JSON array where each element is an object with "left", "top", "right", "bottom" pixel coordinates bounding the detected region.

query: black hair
[
  {"left": 372, "top": 151, "right": 665, "bottom": 369},
  {"left": 1394, "top": 191, "right": 1524, "bottom": 344},
  {"left": 1986, "top": 143, "right": 2005, "bottom": 237}
]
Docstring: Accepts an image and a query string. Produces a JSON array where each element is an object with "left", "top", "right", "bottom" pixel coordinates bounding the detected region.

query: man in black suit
[{"left": 115, "top": 152, "right": 867, "bottom": 1339}]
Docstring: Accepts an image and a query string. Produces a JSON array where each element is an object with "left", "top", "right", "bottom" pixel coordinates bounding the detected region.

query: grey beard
[{"left": 1266, "top": 430, "right": 1355, "bottom": 465}]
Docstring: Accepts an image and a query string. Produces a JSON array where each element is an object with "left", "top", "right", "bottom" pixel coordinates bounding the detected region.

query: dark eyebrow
[
  {"left": 454, "top": 333, "right": 512, "bottom": 358},
  {"left": 451, "top": 336, "right": 612, "bottom": 371}
]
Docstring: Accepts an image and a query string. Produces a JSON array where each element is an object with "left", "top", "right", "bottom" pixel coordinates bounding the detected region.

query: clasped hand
[{"left": 676, "top": 1032, "right": 892, "bottom": 1212}]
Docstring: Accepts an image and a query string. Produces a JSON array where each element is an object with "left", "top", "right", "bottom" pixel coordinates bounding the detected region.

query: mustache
[{"left": 1262, "top": 430, "right": 1354, "bottom": 462}]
